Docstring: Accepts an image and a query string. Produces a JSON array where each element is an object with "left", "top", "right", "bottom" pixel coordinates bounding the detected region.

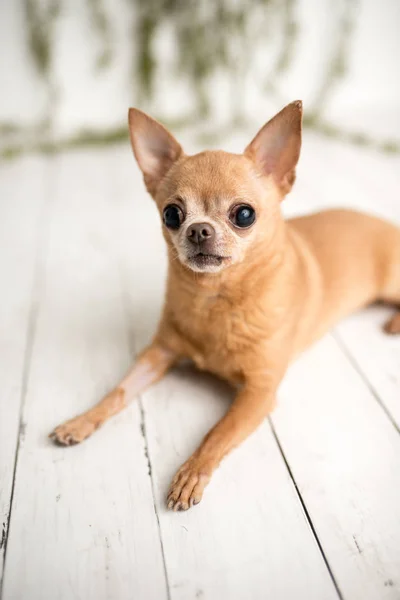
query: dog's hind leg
[
  {"left": 381, "top": 274, "right": 400, "bottom": 335},
  {"left": 378, "top": 226, "right": 400, "bottom": 335},
  {"left": 383, "top": 311, "right": 400, "bottom": 335}
]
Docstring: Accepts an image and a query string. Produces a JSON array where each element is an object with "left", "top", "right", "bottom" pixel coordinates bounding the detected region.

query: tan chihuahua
[{"left": 50, "top": 101, "right": 400, "bottom": 510}]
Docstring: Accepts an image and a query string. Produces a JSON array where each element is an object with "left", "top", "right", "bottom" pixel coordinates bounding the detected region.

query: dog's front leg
[
  {"left": 167, "top": 379, "right": 277, "bottom": 511},
  {"left": 50, "top": 343, "right": 177, "bottom": 445}
]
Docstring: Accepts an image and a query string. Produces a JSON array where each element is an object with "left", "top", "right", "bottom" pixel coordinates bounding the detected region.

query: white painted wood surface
[
  {"left": 142, "top": 369, "right": 339, "bottom": 600},
  {"left": 0, "top": 157, "right": 48, "bottom": 581},
  {"left": 1, "top": 152, "right": 167, "bottom": 600},
  {"left": 273, "top": 335, "right": 400, "bottom": 600},
  {"left": 335, "top": 308, "right": 400, "bottom": 430},
  {"left": 0, "top": 134, "right": 399, "bottom": 600}
]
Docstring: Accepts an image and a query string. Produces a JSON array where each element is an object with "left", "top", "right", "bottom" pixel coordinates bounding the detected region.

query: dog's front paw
[
  {"left": 167, "top": 456, "right": 212, "bottom": 511},
  {"left": 49, "top": 416, "right": 96, "bottom": 445}
]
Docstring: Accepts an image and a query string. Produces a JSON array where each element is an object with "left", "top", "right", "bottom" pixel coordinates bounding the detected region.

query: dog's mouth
[{"left": 187, "top": 252, "right": 229, "bottom": 269}]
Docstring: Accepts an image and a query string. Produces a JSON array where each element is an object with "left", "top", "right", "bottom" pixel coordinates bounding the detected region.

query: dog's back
[{"left": 289, "top": 209, "right": 400, "bottom": 340}]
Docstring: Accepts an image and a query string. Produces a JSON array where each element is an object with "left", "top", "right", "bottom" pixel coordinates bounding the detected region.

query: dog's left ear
[
  {"left": 244, "top": 100, "right": 302, "bottom": 195},
  {"left": 128, "top": 108, "right": 183, "bottom": 196}
]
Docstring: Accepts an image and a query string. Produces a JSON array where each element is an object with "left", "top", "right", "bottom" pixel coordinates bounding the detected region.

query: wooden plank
[
  {"left": 2, "top": 135, "right": 397, "bottom": 599},
  {"left": 335, "top": 307, "right": 400, "bottom": 430},
  {"left": 0, "top": 156, "right": 48, "bottom": 584},
  {"left": 142, "top": 369, "right": 340, "bottom": 600},
  {"left": 1, "top": 149, "right": 168, "bottom": 600},
  {"left": 273, "top": 334, "right": 400, "bottom": 600},
  {"left": 110, "top": 147, "right": 340, "bottom": 600}
]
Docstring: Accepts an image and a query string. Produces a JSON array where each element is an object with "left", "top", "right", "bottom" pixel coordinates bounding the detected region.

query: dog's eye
[
  {"left": 163, "top": 204, "right": 184, "bottom": 230},
  {"left": 230, "top": 205, "right": 256, "bottom": 228}
]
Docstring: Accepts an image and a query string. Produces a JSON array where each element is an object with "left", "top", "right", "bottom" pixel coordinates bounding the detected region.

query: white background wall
[{"left": 0, "top": 0, "right": 399, "bottom": 150}]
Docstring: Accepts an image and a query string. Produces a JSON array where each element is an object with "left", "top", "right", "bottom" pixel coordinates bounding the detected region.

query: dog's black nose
[{"left": 186, "top": 222, "right": 215, "bottom": 245}]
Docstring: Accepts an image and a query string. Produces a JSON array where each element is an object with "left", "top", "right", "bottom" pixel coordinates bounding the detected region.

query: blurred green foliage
[{"left": 1, "top": 0, "right": 399, "bottom": 159}]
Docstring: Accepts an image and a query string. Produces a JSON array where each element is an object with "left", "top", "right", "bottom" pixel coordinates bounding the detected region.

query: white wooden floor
[{"left": 0, "top": 133, "right": 400, "bottom": 600}]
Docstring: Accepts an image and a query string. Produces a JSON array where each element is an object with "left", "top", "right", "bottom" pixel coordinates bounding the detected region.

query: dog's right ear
[{"left": 128, "top": 109, "right": 183, "bottom": 195}]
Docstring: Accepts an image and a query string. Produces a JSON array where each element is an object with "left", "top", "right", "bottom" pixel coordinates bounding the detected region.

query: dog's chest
[{"left": 171, "top": 293, "right": 264, "bottom": 383}]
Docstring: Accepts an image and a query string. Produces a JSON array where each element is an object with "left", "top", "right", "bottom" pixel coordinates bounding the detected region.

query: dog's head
[{"left": 128, "top": 102, "right": 302, "bottom": 274}]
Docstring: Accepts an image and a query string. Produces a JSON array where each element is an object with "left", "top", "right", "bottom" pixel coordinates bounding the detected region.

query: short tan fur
[{"left": 51, "top": 102, "right": 400, "bottom": 510}]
